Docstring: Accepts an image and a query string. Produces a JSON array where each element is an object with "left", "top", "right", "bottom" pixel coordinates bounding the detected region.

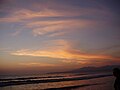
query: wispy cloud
[
  {"left": 19, "top": 62, "right": 56, "bottom": 67},
  {"left": 0, "top": 5, "right": 112, "bottom": 23},
  {"left": 0, "top": 0, "right": 114, "bottom": 24},
  {"left": 11, "top": 48, "right": 119, "bottom": 61},
  {"left": 28, "top": 19, "right": 94, "bottom": 36},
  {"left": 0, "top": 8, "right": 98, "bottom": 37},
  {"left": 10, "top": 38, "right": 120, "bottom": 61},
  {"left": 11, "top": 30, "right": 21, "bottom": 36},
  {"left": 0, "top": 1, "right": 113, "bottom": 38}
]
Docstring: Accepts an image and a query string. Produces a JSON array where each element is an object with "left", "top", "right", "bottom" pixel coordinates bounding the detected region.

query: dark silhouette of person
[{"left": 113, "top": 68, "right": 120, "bottom": 90}]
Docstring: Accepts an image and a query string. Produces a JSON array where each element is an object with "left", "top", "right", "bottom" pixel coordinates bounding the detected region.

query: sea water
[{"left": 0, "top": 72, "right": 114, "bottom": 90}]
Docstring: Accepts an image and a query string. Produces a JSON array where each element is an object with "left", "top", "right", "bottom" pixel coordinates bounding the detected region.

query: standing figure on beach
[{"left": 113, "top": 68, "right": 120, "bottom": 90}]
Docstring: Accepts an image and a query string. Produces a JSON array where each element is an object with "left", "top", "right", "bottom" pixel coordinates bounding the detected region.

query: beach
[{"left": 0, "top": 72, "right": 114, "bottom": 90}]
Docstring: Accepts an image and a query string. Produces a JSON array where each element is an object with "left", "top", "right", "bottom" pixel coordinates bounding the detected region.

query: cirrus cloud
[{"left": 11, "top": 48, "right": 120, "bottom": 61}]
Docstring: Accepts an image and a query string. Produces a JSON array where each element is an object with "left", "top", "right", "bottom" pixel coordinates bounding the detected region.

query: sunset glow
[{"left": 0, "top": 0, "right": 120, "bottom": 75}]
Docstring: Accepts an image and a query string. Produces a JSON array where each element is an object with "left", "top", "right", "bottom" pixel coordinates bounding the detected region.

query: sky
[{"left": 0, "top": 0, "right": 120, "bottom": 75}]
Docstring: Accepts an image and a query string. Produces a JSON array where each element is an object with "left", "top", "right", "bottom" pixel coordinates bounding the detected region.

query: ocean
[{"left": 0, "top": 72, "right": 115, "bottom": 90}]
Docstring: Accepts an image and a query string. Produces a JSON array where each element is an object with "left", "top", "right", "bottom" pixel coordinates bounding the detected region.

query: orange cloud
[
  {"left": 11, "top": 48, "right": 120, "bottom": 61},
  {"left": 19, "top": 62, "right": 56, "bottom": 67},
  {"left": 9, "top": 39, "right": 120, "bottom": 65}
]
